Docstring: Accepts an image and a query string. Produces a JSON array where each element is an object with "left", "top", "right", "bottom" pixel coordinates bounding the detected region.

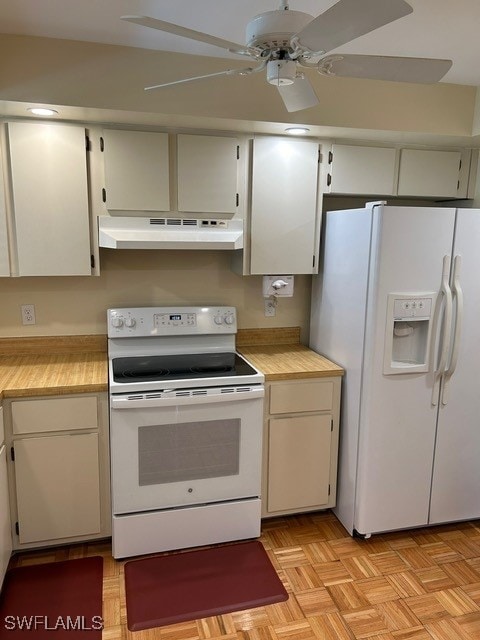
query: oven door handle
[{"left": 111, "top": 387, "right": 265, "bottom": 409}]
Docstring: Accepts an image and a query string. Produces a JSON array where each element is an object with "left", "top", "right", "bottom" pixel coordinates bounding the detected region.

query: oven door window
[{"left": 139, "top": 419, "right": 240, "bottom": 485}]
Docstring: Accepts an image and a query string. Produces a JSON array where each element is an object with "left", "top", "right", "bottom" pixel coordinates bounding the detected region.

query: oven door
[{"left": 110, "top": 385, "right": 264, "bottom": 515}]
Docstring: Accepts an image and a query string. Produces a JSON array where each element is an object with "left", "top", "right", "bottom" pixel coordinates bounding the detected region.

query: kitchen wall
[
  {"left": 0, "top": 249, "right": 312, "bottom": 342},
  {"left": 0, "top": 34, "right": 476, "bottom": 137}
]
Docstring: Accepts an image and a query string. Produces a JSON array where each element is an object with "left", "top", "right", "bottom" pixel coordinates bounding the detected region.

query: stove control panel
[{"left": 107, "top": 306, "right": 237, "bottom": 337}]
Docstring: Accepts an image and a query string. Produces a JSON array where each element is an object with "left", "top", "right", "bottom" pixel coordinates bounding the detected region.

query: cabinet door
[
  {"left": 328, "top": 144, "right": 397, "bottom": 195},
  {"left": 397, "top": 149, "right": 461, "bottom": 198},
  {"left": 250, "top": 137, "right": 319, "bottom": 275},
  {"left": 103, "top": 129, "right": 170, "bottom": 212},
  {"left": 0, "top": 444, "right": 12, "bottom": 587},
  {"left": 268, "top": 414, "right": 332, "bottom": 512},
  {"left": 14, "top": 433, "right": 101, "bottom": 544},
  {"left": 0, "top": 134, "right": 10, "bottom": 276},
  {"left": 177, "top": 134, "right": 238, "bottom": 213},
  {"left": 7, "top": 122, "right": 92, "bottom": 276}
]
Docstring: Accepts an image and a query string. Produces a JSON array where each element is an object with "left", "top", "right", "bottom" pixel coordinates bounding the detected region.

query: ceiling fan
[{"left": 121, "top": 0, "right": 452, "bottom": 113}]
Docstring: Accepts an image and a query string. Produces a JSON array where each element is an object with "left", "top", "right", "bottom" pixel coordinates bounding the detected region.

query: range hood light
[{"left": 27, "top": 107, "right": 59, "bottom": 116}]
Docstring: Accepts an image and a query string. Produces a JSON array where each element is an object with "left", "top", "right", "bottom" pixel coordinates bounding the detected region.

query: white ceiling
[{"left": 1, "top": 0, "right": 480, "bottom": 87}]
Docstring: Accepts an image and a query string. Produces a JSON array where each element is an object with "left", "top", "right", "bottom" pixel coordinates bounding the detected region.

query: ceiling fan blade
[
  {"left": 144, "top": 67, "right": 255, "bottom": 91},
  {"left": 319, "top": 54, "right": 453, "bottom": 83},
  {"left": 296, "top": 0, "right": 413, "bottom": 54},
  {"left": 277, "top": 77, "right": 319, "bottom": 113},
  {"left": 121, "top": 15, "right": 247, "bottom": 54}
]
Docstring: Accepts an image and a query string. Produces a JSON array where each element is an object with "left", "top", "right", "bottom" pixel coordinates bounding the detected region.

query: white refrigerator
[{"left": 310, "top": 202, "right": 480, "bottom": 536}]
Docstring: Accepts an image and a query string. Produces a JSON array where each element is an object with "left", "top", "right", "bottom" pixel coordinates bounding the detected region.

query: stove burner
[
  {"left": 190, "top": 365, "right": 231, "bottom": 374},
  {"left": 111, "top": 352, "right": 258, "bottom": 384},
  {"left": 122, "top": 368, "right": 171, "bottom": 379}
]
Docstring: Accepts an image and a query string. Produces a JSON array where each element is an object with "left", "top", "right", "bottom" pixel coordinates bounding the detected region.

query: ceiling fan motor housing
[
  {"left": 266, "top": 60, "right": 297, "bottom": 85},
  {"left": 246, "top": 10, "right": 313, "bottom": 51}
]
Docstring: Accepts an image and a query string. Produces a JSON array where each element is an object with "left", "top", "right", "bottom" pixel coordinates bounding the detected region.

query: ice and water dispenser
[{"left": 383, "top": 293, "right": 436, "bottom": 375}]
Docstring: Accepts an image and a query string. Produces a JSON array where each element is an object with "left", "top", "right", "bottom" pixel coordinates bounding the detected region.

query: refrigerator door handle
[
  {"left": 441, "top": 255, "right": 463, "bottom": 406},
  {"left": 431, "top": 255, "right": 453, "bottom": 406}
]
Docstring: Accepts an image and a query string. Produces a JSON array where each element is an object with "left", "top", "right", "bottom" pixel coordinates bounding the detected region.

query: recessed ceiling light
[
  {"left": 285, "top": 127, "right": 310, "bottom": 135},
  {"left": 27, "top": 108, "right": 59, "bottom": 116}
]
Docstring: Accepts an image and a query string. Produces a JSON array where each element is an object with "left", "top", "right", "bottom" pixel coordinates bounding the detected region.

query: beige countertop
[
  {"left": 0, "top": 336, "right": 108, "bottom": 399},
  {"left": 0, "top": 329, "right": 343, "bottom": 398},
  {"left": 238, "top": 343, "right": 344, "bottom": 381}
]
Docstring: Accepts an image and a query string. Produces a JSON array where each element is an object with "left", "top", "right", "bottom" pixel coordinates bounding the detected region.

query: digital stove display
[{"left": 112, "top": 352, "right": 257, "bottom": 383}]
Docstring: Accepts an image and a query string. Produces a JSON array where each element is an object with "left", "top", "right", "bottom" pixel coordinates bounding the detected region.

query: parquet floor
[{"left": 7, "top": 511, "right": 480, "bottom": 639}]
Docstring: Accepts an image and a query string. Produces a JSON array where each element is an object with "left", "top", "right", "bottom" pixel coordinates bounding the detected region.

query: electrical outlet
[
  {"left": 21, "top": 304, "right": 36, "bottom": 325},
  {"left": 264, "top": 298, "right": 276, "bottom": 317}
]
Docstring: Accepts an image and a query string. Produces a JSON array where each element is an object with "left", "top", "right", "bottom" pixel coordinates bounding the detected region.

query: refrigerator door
[
  {"left": 310, "top": 206, "right": 374, "bottom": 534},
  {"left": 355, "top": 205, "right": 456, "bottom": 535},
  {"left": 429, "top": 209, "right": 480, "bottom": 524}
]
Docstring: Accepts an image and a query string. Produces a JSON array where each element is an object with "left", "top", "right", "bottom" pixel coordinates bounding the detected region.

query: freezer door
[
  {"left": 429, "top": 208, "right": 480, "bottom": 524},
  {"left": 355, "top": 205, "right": 456, "bottom": 535}
]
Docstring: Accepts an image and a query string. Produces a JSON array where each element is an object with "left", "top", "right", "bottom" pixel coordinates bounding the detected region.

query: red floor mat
[
  {"left": 0, "top": 556, "right": 103, "bottom": 638},
  {"left": 124, "top": 540, "right": 289, "bottom": 631}
]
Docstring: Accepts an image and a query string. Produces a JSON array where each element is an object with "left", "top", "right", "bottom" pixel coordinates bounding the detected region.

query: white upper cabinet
[
  {"left": 326, "top": 143, "right": 472, "bottom": 199},
  {"left": 6, "top": 121, "right": 92, "bottom": 276},
  {"left": 249, "top": 137, "right": 320, "bottom": 275},
  {"left": 397, "top": 148, "right": 462, "bottom": 198},
  {"left": 327, "top": 144, "right": 397, "bottom": 195},
  {"left": 0, "top": 138, "right": 10, "bottom": 277},
  {"left": 177, "top": 134, "right": 238, "bottom": 214},
  {"left": 103, "top": 129, "right": 170, "bottom": 212}
]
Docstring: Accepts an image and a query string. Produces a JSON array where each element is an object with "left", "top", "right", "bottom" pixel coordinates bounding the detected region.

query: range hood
[{"left": 98, "top": 216, "right": 243, "bottom": 250}]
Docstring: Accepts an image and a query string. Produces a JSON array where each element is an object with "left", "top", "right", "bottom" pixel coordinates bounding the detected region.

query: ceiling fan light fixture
[{"left": 267, "top": 59, "right": 296, "bottom": 85}]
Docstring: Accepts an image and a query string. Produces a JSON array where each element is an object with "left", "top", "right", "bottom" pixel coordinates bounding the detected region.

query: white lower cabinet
[
  {"left": 0, "top": 406, "right": 12, "bottom": 587},
  {"left": 262, "top": 377, "right": 341, "bottom": 517},
  {"left": 5, "top": 393, "right": 110, "bottom": 549}
]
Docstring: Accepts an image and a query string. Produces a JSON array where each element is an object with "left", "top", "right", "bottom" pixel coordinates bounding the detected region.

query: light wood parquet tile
[
  {"left": 412, "top": 566, "right": 456, "bottom": 593},
  {"left": 326, "top": 582, "right": 370, "bottom": 612},
  {"left": 341, "top": 556, "right": 382, "bottom": 580},
  {"left": 390, "top": 627, "right": 432, "bottom": 640},
  {"left": 302, "top": 542, "right": 338, "bottom": 565},
  {"left": 368, "top": 552, "right": 411, "bottom": 576},
  {"left": 6, "top": 512, "right": 480, "bottom": 640},
  {"left": 272, "top": 620, "right": 317, "bottom": 640},
  {"left": 374, "top": 600, "right": 421, "bottom": 631},
  {"left": 355, "top": 577, "right": 401, "bottom": 605},
  {"left": 443, "top": 560, "right": 480, "bottom": 585},
  {"left": 386, "top": 572, "right": 426, "bottom": 598}
]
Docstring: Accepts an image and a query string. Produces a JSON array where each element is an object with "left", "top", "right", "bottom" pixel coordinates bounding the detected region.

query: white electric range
[{"left": 107, "top": 306, "right": 265, "bottom": 558}]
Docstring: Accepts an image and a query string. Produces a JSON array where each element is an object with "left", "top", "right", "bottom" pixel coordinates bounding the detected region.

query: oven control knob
[
  {"left": 214, "top": 315, "right": 223, "bottom": 325},
  {"left": 224, "top": 315, "right": 235, "bottom": 325},
  {"left": 125, "top": 317, "right": 136, "bottom": 328},
  {"left": 111, "top": 317, "right": 124, "bottom": 328}
]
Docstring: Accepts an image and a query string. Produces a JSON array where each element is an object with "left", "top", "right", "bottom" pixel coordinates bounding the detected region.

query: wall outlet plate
[
  {"left": 263, "top": 275, "right": 294, "bottom": 297},
  {"left": 264, "top": 298, "right": 276, "bottom": 317},
  {"left": 21, "top": 304, "right": 36, "bottom": 325}
]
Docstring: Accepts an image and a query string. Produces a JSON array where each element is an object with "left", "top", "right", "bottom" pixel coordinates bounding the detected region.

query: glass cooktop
[{"left": 112, "top": 352, "right": 257, "bottom": 383}]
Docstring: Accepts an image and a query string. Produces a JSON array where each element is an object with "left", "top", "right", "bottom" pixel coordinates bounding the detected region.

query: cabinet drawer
[
  {"left": 269, "top": 381, "right": 333, "bottom": 414},
  {"left": 12, "top": 396, "right": 98, "bottom": 434}
]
